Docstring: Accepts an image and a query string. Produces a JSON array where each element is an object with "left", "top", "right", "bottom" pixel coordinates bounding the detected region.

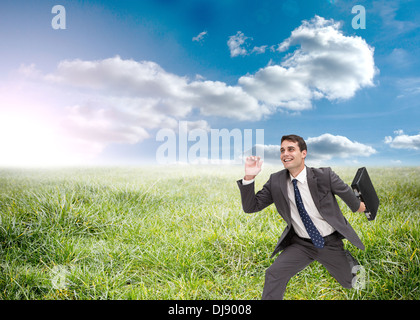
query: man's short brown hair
[{"left": 281, "top": 134, "right": 307, "bottom": 152}]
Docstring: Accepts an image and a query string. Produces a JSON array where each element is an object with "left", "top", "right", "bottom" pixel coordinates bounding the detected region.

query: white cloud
[
  {"left": 192, "top": 31, "right": 208, "bottom": 42},
  {"left": 239, "top": 65, "right": 314, "bottom": 110},
  {"left": 17, "top": 63, "right": 42, "bottom": 78},
  {"left": 306, "top": 133, "right": 377, "bottom": 161},
  {"left": 227, "top": 31, "right": 249, "bottom": 57},
  {"left": 188, "top": 80, "right": 270, "bottom": 120},
  {"left": 45, "top": 57, "right": 193, "bottom": 108},
  {"left": 385, "top": 130, "right": 420, "bottom": 150},
  {"left": 251, "top": 45, "right": 268, "bottom": 54},
  {"left": 391, "top": 160, "right": 402, "bottom": 164},
  {"left": 227, "top": 32, "right": 269, "bottom": 57},
  {"left": 22, "top": 56, "right": 271, "bottom": 157},
  {"left": 239, "top": 15, "right": 377, "bottom": 111},
  {"left": 42, "top": 56, "right": 269, "bottom": 124}
]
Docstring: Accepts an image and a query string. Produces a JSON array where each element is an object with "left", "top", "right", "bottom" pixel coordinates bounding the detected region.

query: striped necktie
[{"left": 292, "top": 179, "right": 325, "bottom": 249}]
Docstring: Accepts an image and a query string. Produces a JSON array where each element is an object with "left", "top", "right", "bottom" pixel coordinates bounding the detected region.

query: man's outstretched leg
[{"left": 262, "top": 237, "right": 314, "bottom": 300}]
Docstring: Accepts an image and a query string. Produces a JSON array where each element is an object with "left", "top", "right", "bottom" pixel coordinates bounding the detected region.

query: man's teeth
[{"left": 284, "top": 159, "right": 292, "bottom": 162}]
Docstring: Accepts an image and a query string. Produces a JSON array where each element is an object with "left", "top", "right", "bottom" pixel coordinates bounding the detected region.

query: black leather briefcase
[{"left": 351, "top": 167, "right": 380, "bottom": 221}]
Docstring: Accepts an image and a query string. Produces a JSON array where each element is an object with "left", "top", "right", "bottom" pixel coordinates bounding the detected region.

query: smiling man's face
[{"left": 280, "top": 139, "right": 307, "bottom": 176}]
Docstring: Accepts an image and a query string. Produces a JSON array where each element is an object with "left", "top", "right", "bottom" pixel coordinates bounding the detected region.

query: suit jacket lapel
[
  {"left": 278, "top": 169, "right": 292, "bottom": 225},
  {"left": 307, "top": 167, "right": 322, "bottom": 213},
  {"left": 279, "top": 170, "right": 289, "bottom": 205}
]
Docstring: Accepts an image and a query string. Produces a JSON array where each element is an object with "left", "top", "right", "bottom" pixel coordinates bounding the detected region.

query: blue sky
[{"left": 0, "top": 0, "right": 419, "bottom": 167}]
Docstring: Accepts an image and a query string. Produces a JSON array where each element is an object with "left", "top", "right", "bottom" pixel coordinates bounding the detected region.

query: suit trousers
[{"left": 262, "top": 231, "right": 356, "bottom": 300}]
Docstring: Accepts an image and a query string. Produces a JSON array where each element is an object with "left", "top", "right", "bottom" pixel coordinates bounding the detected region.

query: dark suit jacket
[{"left": 237, "top": 167, "right": 365, "bottom": 258}]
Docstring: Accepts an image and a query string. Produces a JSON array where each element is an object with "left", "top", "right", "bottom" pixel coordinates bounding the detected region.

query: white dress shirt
[
  {"left": 242, "top": 166, "right": 335, "bottom": 238},
  {"left": 287, "top": 167, "right": 335, "bottom": 238}
]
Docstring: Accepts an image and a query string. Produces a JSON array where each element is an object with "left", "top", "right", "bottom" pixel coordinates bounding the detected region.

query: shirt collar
[{"left": 289, "top": 166, "right": 307, "bottom": 184}]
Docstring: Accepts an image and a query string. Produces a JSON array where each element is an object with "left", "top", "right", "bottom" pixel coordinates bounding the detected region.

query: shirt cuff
[{"left": 242, "top": 178, "right": 254, "bottom": 185}]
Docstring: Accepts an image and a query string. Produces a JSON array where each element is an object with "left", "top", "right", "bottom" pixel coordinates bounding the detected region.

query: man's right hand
[
  {"left": 357, "top": 201, "right": 366, "bottom": 212},
  {"left": 244, "top": 156, "right": 263, "bottom": 180}
]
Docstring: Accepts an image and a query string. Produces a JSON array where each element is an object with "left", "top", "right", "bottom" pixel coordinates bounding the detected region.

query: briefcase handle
[{"left": 353, "top": 188, "right": 372, "bottom": 220}]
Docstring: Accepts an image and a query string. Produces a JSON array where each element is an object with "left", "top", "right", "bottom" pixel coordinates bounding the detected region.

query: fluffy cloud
[
  {"left": 36, "top": 56, "right": 270, "bottom": 154},
  {"left": 240, "top": 65, "right": 314, "bottom": 110},
  {"left": 239, "top": 15, "right": 377, "bottom": 110},
  {"left": 227, "top": 31, "right": 250, "bottom": 57},
  {"left": 45, "top": 56, "right": 268, "bottom": 122},
  {"left": 42, "top": 57, "right": 190, "bottom": 151},
  {"left": 188, "top": 80, "right": 270, "bottom": 120},
  {"left": 192, "top": 31, "right": 208, "bottom": 42},
  {"left": 227, "top": 31, "right": 268, "bottom": 57},
  {"left": 385, "top": 130, "right": 420, "bottom": 150},
  {"left": 306, "top": 133, "right": 377, "bottom": 161},
  {"left": 45, "top": 57, "right": 193, "bottom": 114}
]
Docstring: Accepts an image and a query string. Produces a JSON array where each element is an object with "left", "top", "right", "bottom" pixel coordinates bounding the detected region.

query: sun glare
[{"left": 0, "top": 113, "right": 79, "bottom": 167}]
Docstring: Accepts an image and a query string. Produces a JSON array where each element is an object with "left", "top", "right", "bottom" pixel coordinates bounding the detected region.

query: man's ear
[{"left": 302, "top": 150, "right": 307, "bottom": 159}]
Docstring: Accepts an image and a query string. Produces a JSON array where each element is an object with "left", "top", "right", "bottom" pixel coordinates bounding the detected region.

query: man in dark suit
[{"left": 237, "top": 134, "right": 366, "bottom": 299}]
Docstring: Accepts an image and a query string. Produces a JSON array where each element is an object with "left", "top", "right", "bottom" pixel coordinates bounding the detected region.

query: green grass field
[{"left": 0, "top": 165, "right": 418, "bottom": 300}]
